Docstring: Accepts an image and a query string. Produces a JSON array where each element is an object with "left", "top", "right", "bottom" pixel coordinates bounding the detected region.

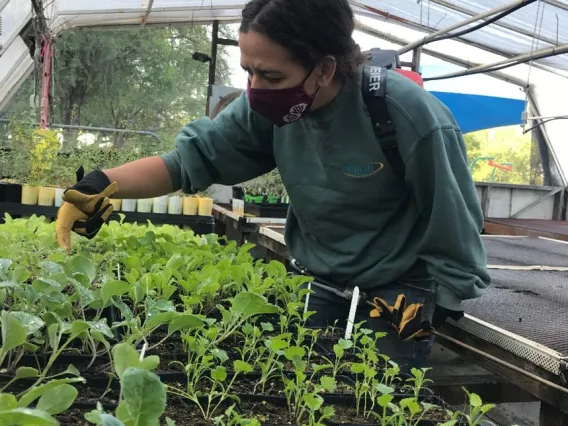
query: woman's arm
[{"left": 104, "top": 156, "right": 173, "bottom": 199}]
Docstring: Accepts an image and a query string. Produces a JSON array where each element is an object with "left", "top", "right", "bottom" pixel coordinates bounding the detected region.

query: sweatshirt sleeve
[
  {"left": 405, "top": 126, "right": 491, "bottom": 311},
  {"left": 161, "top": 91, "right": 276, "bottom": 193}
]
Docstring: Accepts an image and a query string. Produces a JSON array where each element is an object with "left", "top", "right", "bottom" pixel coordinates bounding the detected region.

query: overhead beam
[
  {"left": 424, "top": 42, "right": 568, "bottom": 81},
  {"left": 540, "top": 0, "right": 568, "bottom": 11},
  {"left": 355, "top": 20, "right": 528, "bottom": 88},
  {"left": 427, "top": 0, "right": 559, "bottom": 48},
  {"left": 352, "top": 3, "right": 568, "bottom": 79},
  {"left": 398, "top": 0, "right": 535, "bottom": 54}
]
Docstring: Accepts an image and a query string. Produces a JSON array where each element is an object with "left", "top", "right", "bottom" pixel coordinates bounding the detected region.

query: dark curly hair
[{"left": 240, "top": 0, "right": 364, "bottom": 80}]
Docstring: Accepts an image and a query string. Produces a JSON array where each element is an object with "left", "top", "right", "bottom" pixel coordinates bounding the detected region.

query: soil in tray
[
  {"left": 1, "top": 379, "right": 120, "bottom": 407},
  {"left": 328, "top": 406, "right": 377, "bottom": 425},
  {"left": 57, "top": 403, "right": 212, "bottom": 426},
  {"left": 239, "top": 399, "right": 292, "bottom": 425}
]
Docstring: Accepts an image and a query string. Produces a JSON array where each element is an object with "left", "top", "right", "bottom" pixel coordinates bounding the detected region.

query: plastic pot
[
  {"left": 0, "top": 182, "right": 21, "bottom": 202},
  {"left": 137, "top": 198, "right": 153, "bottom": 213},
  {"left": 168, "top": 195, "right": 183, "bottom": 215},
  {"left": 198, "top": 197, "right": 214, "bottom": 216},
  {"left": 110, "top": 199, "right": 122, "bottom": 212},
  {"left": 183, "top": 196, "right": 199, "bottom": 215},
  {"left": 38, "top": 187, "right": 55, "bottom": 206},
  {"left": 122, "top": 199, "right": 136, "bottom": 212},
  {"left": 21, "top": 186, "right": 39, "bottom": 205},
  {"left": 153, "top": 195, "right": 169, "bottom": 214},
  {"left": 54, "top": 188, "right": 65, "bottom": 207}
]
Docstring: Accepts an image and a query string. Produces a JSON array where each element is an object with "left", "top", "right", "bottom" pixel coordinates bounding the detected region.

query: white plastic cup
[
  {"left": 137, "top": 199, "right": 153, "bottom": 213},
  {"left": 153, "top": 195, "right": 169, "bottom": 214},
  {"left": 168, "top": 196, "right": 183, "bottom": 215},
  {"left": 122, "top": 199, "right": 136, "bottom": 212},
  {"left": 54, "top": 188, "right": 65, "bottom": 207}
]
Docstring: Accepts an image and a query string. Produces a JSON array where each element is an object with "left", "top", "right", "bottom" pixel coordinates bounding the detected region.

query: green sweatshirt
[{"left": 162, "top": 69, "right": 490, "bottom": 311}]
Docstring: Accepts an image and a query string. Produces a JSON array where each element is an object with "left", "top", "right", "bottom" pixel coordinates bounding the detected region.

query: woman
[{"left": 56, "top": 0, "right": 490, "bottom": 370}]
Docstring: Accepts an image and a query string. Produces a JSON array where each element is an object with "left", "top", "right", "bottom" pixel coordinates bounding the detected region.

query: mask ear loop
[{"left": 305, "top": 56, "right": 337, "bottom": 97}]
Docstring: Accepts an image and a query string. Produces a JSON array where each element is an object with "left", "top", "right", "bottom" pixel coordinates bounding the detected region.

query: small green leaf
[
  {"left": 15, "top": 367, "right": 39, "bottom": 379},
  {"left": 480, "top": 403, "right": 496, "bottom": 414},
  {"left": 230, "top": 292, "right": 278, "bottom": 322},
  {"left": 261, "top": 322, "right": 274, "bottom": 332},
  {"left": 303, "top": 393, "right": 323, "bottom": 410},
  {"left": 0, "top": 408, "right": 58, "bottom": 425},
  {"left": 0, "top": 393, "right": 17, "bottom": 410},
  {"left": 469, "top": 392, "right": 482, "bottom": 408},
  {"left": 144, "top": 311, "right": 178, "bottom": 330},
  {"left": 211, "top": 349, "right": 229, "bottom": 364},
  {"left": 121, "top": 368, "right": 166, "bottom": 426},
  {"left": 211, "top": 366, "right": 227, "bottom": 382},
  {"left": 102, "top": 280, "right": 130, "bottom": 305},
  {"left": 374, "top": 383, "right": 394, "bottom": 395},
  {"left": 18, "top": 377, "right": 85, "bottom": 408},
  {"left": 350, "top": 363, "right": 365, "bottom": 374},
  {"left": 320, "top": 376, "right": 336, "bottom": 392},
  {"left": 101, "top": 413, "right": 127, "bottom": 426},
  {"left": 12, "top": 266, "right": 30, "bottom": 283},
  {"left": 70, "top": 321, "right": 90, "bottom": 337},
  {"left": 165, "top": 418, "right": 176, "bottom": 426},
  {"left": 66, "top": 256, "right": 96, "bottom": 284},
  {"left": 62, "top": 365, "right": 81, "bottom": 377},
  {"left": 1, "top": 311, "right": 27, "bottom": 352},
  {"left": 40, "top": 261, "right": 64, "bottom": 275},
  {"left": 167, "top": 314, "right": 203, "bottom": 335},
  {"left": 233, "top": 360, "right": 253, "bottom": 374},
  {"left": 112, "top": 344, "right": 140, "bottom": 380},
  {"left": 284, "top": 346, "right": 305, "bottom": 361},
  {"left": 377, "top": 394, "right": 394, "bottom": 408},
  {"left": 36, "top": 384, "right": 78, "bottom": 415},
  {"left": 139, "top": 356, "right": 160, "bottom": 372},
  {"left": 10, "top": 312, "right": 44, "bottom": 335},
  {"left": 333, "top": 344, "right": 344, "bottom": 360}
]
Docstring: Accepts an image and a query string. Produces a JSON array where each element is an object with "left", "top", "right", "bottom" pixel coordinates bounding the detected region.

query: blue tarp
[{"left": 430, "top": 91, "right": 525, "bottom": 134}]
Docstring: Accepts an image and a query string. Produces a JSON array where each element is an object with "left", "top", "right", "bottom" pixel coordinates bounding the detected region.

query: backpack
[{"left": 361, "top": 49, "right": 424, "bottom": 177}]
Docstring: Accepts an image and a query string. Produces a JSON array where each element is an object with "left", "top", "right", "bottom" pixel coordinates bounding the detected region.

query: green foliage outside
[
  {"left": 464, "top": 126, "right": 543, "bottom": 186},
  {"left": 1, "top": 24, "right": 234, "bottom": 186}
]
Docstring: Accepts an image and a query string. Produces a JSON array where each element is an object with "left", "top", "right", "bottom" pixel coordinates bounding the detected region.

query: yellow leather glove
[
  {"left": 56, "top": 169, "right": 119, "bottom": 251},
  {"left": 368, "top": 293, "right": 464, "bottom": 342},
  {"left": 368, "top": 294, "right": 432, "bottom": 342}
]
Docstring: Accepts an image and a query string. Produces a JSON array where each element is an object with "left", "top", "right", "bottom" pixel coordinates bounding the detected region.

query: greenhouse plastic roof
[
  {"left": 38, "top": 0, "right": 568, "bottom": 72},
  {"left": 350, "top": 0, "right": 568, "bottom": 72}
]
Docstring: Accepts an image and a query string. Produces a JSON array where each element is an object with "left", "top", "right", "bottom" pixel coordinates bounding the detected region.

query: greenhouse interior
[{"left": 1, "top": 0, "right": 568, "bottom": 425}]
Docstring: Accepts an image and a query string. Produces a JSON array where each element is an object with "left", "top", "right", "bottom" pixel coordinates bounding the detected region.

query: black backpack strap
[{"left": 361, "top": 65, "right": 406, "bottom": 177}]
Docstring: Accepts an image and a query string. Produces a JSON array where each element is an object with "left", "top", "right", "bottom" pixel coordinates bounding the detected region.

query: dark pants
[{"left": 302, "top": 276, "right": 436, "bottom": 374}]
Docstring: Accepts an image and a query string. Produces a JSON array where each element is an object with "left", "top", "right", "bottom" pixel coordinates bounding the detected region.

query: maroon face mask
[{"left": 247, "top": 71, "right": 319, "bottom": 127}]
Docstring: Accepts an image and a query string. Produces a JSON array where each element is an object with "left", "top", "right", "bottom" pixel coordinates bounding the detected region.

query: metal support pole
[
  {"left": 411, "top": 47, "right": 422, "bottom": 72},
  {"left": 141, "top": 0, "right": 155, "bottom": 27},
  {"left": 526, "top": 88, "right": 568, "bottom": 186},
  {"left": 399, "top": 0, "right": 533, "bottom": 54},
  {"left": 424, "top": 43, "right": 568, "bottom": 81},
  {"left": 206, "top": 20, "right": 220, "bottom": 117}
]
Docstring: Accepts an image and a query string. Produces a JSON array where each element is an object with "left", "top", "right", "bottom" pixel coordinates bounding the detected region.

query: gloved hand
[
  {"left": 368, "top": 295, "right": 463, "bottom": 342},
  {"left": 56, "top": 167, "right": 119, "bottom": 251}
]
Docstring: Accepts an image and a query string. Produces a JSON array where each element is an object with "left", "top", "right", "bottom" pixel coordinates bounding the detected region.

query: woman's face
[{"left": 239, "top": 30, "right": 318, "bottom": 92}]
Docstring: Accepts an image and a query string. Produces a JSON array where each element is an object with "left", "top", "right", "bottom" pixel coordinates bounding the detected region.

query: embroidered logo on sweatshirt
[{"left": 343, "top": 162, "right": 384, "bottom": 178}]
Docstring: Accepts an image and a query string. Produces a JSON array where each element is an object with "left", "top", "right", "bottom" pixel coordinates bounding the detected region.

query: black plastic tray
[{"left": 245, "top": 203, "right": 289, "bottom": 218}]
